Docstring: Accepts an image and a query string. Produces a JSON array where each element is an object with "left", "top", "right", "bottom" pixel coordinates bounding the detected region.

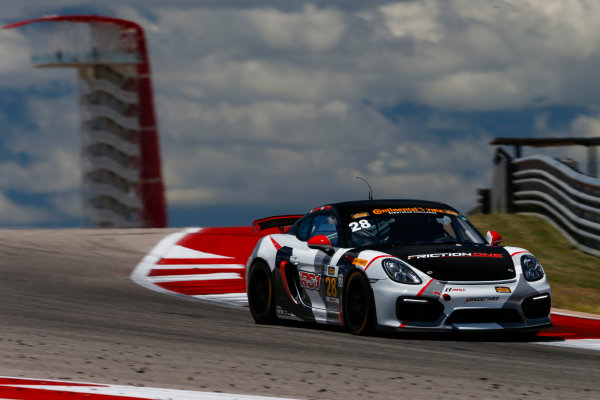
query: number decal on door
[{"left": 325, "top": 276, "right": 338, "bottom": 297}]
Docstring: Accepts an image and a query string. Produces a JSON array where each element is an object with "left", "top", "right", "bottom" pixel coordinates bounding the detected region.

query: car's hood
[{"left": 377, "top": 244, "right": 516, "bottom": 282}]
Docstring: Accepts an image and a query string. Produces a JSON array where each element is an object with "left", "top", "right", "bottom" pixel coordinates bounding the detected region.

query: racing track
[{"left": 0, "top": 229, "right": 598, "bottom": 400}]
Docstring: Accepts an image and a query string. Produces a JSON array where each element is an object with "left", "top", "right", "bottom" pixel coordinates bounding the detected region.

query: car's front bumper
[{"left": 371, "top": 277, "right": 553, "bottom": 331}]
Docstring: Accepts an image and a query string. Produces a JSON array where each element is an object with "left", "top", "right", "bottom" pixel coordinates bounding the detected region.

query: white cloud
[
  {"left": 2, "top": 0, "right": 600, "bottom": 226},
  {"left": 0, "top": 26, "right": 75, "bottom": 89},
  {"left": 378, "top": 1, "right": 442, "bottom": 42},
  {"left": 0, "top": 192, "right": 53, "bottom": 225},
  {"left": 246, "top": 4, "right": 345, "bottom": 51},
  {"left": 0, "top": 150, "right": 79, "bottom": 193},
  {"left": 49, "top": 191, "right": 82, "bottom": 217}
]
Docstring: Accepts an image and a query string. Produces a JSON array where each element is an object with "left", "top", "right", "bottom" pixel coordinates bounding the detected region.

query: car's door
[{"left": 292, "top": 212, "right": 341, "bottom": 311}]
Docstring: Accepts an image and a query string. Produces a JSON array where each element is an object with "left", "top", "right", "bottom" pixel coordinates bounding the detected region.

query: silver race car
[{"left": 246, "top": 200, "right": 552, "bottom": 334}]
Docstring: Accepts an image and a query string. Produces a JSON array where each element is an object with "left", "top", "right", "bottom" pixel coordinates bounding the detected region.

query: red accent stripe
[
  {"left": 399, "top": 322, "right": 406, "bottom": 328},
  {"left": 271, "top": 237, "right": 282, "bottom": 250},
  {"left": 156, "top": 258, "right": 235, "bottom": 265},
  {"left": 311, "top": 205, "right": 332, "bottom": 212},
  {"left": 364, "top": 255, "right": 389, "bottom": 271},
  {"left": 254, "top": 214, "right": 304, "bottom": 223},
  {"left": 148, "top": 268, "right": 243, "bottom": 277},
  {"left": 280, "top": 261, "right": 297, "bottom": 304},
  {"left": 417, "top": 278, "right": 435, "bottom": 297},
  {"left": 155, "top": 279, "right": 246, "bottom": 295},
  {"left": 510, "top": 251, "right": 530, "bottom": 257}
]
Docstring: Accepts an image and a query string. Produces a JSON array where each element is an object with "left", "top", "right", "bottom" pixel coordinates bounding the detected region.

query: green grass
[{"left": 469, "top": 213, "right": 600, "bottom": 315}]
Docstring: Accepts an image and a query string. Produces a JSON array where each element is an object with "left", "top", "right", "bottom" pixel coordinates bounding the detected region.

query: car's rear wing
[{"left": 252, "top": 214, "right": 304, "bottom": 233}]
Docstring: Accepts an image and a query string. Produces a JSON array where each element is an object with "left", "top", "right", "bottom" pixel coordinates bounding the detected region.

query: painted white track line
[{"left": 538, "top": 339, "right": 600, "bottom": 351}]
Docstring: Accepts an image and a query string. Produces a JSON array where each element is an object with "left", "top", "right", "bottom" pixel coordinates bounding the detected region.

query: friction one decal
[{"left": 407, "top": 253, "right": 504, "bottom": 259}]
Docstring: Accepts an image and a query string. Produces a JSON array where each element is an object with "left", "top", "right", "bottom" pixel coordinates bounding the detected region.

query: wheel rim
[{"left": 249, "top": 268, "right": 270, "bottom": 314}]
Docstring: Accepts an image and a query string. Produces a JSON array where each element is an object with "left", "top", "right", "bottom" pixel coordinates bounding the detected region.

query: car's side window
[
  {"left": 309, "top": 214, "right": 339, "bottom": 246},
  {"left": 296, "top": 216, "right": 313, "bottom": 241}
]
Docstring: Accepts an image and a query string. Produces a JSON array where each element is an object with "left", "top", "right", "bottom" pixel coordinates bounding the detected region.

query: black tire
[
  {"left": 343, "top": 270, "right": 375, "bottom": 335},
  {"left": 247, "top": 260, "right": 277, "bottom": 324}
]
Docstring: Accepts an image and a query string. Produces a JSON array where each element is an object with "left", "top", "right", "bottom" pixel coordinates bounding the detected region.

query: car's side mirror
[
  {"left": 486, "top": 230, "right": 502, "bottom": 246},
  {"left": 308, "top": 235, "right": 334, "bottom": 254}
]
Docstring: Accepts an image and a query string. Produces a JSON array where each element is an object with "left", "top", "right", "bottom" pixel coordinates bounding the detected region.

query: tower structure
[{"left": 4, "top": 15, "right": 167, "bottom": 228}]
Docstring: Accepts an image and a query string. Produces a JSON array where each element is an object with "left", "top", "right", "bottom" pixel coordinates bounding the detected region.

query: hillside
[{"left": 469, "top": 213, "right": 600, "bottom": 314}]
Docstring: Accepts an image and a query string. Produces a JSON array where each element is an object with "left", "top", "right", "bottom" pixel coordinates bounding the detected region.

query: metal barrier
[{"left": 503, "top": 154, "right": 600, "bottom": 257}]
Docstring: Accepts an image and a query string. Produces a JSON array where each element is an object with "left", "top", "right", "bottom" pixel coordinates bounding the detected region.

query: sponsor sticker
[
  {"left": 300, "top": 271, "right": 321, "bottom": 290},
  {"left": 352, "top": 258, "right": 368, "bottom": 267},
  {"left": 337, "top": 273, "right": 344, "bottom": 287},
  {"left": 351, "top": 212, "right": 369, "bottom": 219},
  {"left": 445, "top": 287, "right": 466, "bottom": 292},
  {"left": 326, "top": 296, "right": 340, "bottom": 304},
  {"left": 495, "top": 286, "right": 511, "bottom": 293},
  {"left": 464, "top": 296, "right": 500, "bottom": 303},
  {"left": 327, "top": 266, "right": 337, "bottom": 276},
  {"left": 373, "top": 207, "right": 460, "bottom": 216}
]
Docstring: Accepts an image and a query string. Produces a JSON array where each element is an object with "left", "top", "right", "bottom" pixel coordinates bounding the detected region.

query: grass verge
[{"left": 469, "top": 213, "right": 600, "bottom": 315}]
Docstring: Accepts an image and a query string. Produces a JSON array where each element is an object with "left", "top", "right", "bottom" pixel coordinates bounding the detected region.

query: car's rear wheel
[
  {"left": 343, "top": 270, "right": 375, "bottom": 335},
  {"left": 247, "top": 260, "right": 277, "bottom": 324}
]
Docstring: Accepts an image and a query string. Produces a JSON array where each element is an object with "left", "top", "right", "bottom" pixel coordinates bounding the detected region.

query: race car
[{"left": 246, "top": 199, "right": 552, "bottom": 334}]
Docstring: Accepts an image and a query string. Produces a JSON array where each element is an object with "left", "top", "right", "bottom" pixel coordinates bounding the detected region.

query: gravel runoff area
[{"left": 0, "top": 229, "right": 598, "bottom": 400}]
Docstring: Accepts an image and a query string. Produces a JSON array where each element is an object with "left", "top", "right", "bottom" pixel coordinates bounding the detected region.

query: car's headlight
[
  {"left": 521, "top": 255, "right": 545, "bottom": 281},
  {"left": 382, "top": 259, "right": 422, "bottom": 284}
]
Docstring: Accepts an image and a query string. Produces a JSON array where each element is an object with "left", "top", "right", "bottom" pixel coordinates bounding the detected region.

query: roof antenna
[{"left": 355, "top": 176, "right": 373, "bottom": 200}]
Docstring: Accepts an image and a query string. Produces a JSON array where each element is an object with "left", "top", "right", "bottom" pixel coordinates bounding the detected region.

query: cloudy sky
[{"left": 1, "top": 0, "right": 600, "bottom": 228}]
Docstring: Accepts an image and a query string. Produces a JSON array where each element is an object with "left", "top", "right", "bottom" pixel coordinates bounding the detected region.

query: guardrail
[{"left": 501, "top": 154, "right": 600, "bottom": 257}]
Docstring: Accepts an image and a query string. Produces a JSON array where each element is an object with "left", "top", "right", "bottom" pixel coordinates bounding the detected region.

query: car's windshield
[{"left": 345, "top": 208, "right": 485, "bottom": 247}]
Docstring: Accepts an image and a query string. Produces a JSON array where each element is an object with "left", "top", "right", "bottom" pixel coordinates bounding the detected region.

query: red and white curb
[
  {"left": 132, "top": 228, "right": 600, "bottom": 351},
  {"left": 0, "top": 377, "right": 298, "bottom": 400},
  {"left": 131, "top": 227, "right": 268, "bottom": 308},
  {"left": 535, "top": 311, "right": 600, "bottom": 351}
]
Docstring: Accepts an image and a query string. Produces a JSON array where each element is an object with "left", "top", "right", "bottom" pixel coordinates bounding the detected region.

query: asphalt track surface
[{"left": 1, "top": 229, "right": 598, "bottom": 400}]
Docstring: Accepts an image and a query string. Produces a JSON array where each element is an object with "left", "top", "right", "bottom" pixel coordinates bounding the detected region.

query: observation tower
[{"left": 3, "top": 15, "right": 167, "bottom": 228}]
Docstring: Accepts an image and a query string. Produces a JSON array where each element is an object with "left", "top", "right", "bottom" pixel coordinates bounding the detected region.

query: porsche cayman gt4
[{"left": 246, "top": 200, "right": 552, "bottom": 335}]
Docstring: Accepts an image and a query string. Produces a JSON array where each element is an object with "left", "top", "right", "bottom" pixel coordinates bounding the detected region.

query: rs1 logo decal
[{"left": 300, "top": 271, "right": 321, "bottom": 290}]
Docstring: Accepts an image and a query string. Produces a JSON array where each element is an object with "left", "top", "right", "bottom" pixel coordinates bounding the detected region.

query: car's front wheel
[
  {"left": 343, "top": 270, "right": 375, "bottom": 335},
  {"left": 247, "top": 260, "right": 277, "bottom": 324}
]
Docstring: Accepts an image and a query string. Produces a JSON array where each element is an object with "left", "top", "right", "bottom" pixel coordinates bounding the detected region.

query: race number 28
[
  {"left": 349, "top": 220, "right": 371, "bottom": 232},
  {"left": 325, "top": 276, "right": 338, "bottom": 297}
]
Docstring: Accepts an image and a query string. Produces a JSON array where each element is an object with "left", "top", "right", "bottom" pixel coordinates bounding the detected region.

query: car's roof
[{"left": 328, "top": 199, "right": 459, "bottom": 214}]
